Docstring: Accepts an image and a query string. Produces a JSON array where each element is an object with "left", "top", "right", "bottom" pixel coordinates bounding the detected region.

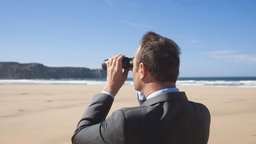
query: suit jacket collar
[{"left": 142, "top": 92, "right": 188, "bottom": 106}]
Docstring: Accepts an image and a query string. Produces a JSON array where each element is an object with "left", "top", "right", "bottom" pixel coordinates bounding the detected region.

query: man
[{"left": 72, "top": 32, "right": 211, "bottom": 144}]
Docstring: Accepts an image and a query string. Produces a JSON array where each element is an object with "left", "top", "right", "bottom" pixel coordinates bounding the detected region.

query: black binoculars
[{"left": 102, "top": 57, "right": 133, "bottom": 70}]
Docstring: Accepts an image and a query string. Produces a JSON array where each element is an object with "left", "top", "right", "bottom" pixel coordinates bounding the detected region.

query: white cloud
[
  {"left": 103, "top": 0, "right": 119, "bottom": 6},
  {"left": 128, "top": 22, "right": 152, "bottom": 29},
  {"left": 119, "top": 20, "right": 152, "bottom": 29},
  {"left": 104, "top": 0, "right": 135, "bottom": 6},
  {"left": 173, "top": 34, "right": 201, "bottom": 49},
  {"left": 188, "top": 38, "right": 200, "bottom": 45},
  {"left": 203, "top": 50, "right": 256, "bottom": 64}
]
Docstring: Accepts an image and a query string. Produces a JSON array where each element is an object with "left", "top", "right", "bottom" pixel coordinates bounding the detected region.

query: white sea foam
[
  {"left": 0, "top": 79, "right": 98, "bottom": 85},
  {"left": 0, "top": 79, "right": 133, "bottom": 85},
  {"left": 0, "top": 79, "right": 256, "bottom": 87},
  {"left": 176, "top": 80, "right": 256, "bottom": 87}
]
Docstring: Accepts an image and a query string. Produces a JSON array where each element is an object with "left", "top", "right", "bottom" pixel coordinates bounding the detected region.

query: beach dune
[{"left": 0, "top": 84, "right": 256, "bottom": 144}]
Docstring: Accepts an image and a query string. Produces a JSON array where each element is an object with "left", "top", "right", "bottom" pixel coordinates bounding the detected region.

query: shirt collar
[
  {"left": 136, "top": 87, "right": 179, "bottom": 101},
  {"left": 147, "top": 88, "right": 179, "bottom": 100}
]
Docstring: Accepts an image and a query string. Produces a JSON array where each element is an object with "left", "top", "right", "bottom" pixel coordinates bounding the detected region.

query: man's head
[{"left": 133, "top": 32, "right": 180, "bottom": 90}]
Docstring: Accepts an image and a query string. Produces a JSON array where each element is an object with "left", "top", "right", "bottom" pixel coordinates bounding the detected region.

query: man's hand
[{"left": 103, "top": 54, "right": 129, "bottom": 97}]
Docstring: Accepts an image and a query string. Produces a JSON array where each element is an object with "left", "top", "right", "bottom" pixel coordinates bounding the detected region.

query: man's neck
[{"left": 142, "top": 81, "right": 176, "bottom": 97}]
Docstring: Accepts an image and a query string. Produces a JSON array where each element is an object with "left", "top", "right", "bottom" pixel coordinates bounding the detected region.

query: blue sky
[{"left": 1, "top": 0, "right": 256, "bottom": 77}]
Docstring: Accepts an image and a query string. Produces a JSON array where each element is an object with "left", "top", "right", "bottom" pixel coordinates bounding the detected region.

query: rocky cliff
[{"left": 0, "top": 62, "right": 106, "bottom": 79}]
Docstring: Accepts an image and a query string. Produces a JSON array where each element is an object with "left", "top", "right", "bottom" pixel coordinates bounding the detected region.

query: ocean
[
  {"left": 177, "top": 77, "right": 256, "bottom": 87},
  {"left": 1, "top": 77, "right": 256, "bottom": 87}
]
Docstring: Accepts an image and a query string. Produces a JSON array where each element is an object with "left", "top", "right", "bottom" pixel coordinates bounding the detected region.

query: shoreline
[
  {"left": 0, "top": 85, "right": 256, "bottom": 144},
  {"left": 1, "top": 77, "right": 256, "bottom": 87}
]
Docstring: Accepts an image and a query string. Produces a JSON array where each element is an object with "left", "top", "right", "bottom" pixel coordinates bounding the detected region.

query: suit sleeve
[{"left": 72, "top": 93, "right": 126, "bottom": 144}]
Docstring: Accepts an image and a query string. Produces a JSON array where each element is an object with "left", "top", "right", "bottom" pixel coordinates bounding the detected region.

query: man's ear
[{"left": 139, "top": 63, "right": 147, "bottom": 81}]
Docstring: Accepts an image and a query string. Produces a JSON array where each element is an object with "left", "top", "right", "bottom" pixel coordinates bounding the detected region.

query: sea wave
[
  {"left": 0, "top": 79, "right": 256, "bottom": 87},
  {"left": 176, "top": 80, "right": 256, "bottom": 87},
  {"left": 0, "top": 79, "right": 133, "bottom": 85}
]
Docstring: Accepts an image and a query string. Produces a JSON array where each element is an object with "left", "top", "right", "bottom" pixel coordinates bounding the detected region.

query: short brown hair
[{"left": 136, "top": 32, "right": 180, "bottom": 82}]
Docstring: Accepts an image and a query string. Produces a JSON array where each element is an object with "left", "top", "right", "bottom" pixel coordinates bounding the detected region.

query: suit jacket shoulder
[
  {"left": 72, "top": 92, "right": 210, "bottom": 144},
  {"left": 119, "top": 92, "right": 210, "bottom": 144}
]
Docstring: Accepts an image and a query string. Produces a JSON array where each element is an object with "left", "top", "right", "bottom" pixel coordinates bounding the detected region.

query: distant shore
[{"left": 0, "top": 84, "right": 256, "bottom": 144}]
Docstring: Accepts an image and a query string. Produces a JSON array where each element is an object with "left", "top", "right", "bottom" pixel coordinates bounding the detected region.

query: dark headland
[{"left": 0, "top": 62, "right": 106, "bottom": 79}]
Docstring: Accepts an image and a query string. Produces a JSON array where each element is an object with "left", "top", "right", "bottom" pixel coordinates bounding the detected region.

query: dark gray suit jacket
[{"left": 72, "top": 92, "right": 210, "bottom": 144}]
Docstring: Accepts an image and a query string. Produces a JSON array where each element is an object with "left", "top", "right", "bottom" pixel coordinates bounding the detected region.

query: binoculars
[{"left": 102, "top": 57, "right": 133, "bottom": 70}]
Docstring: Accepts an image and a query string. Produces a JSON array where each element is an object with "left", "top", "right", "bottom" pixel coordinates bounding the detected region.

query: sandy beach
[{"left": 0, "top": 84, "right": 256, "bottom": 144}]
